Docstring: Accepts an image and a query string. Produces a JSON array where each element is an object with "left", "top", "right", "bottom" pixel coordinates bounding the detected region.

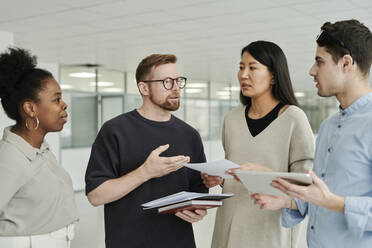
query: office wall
[
  {"left": 61, "top": 147, "right": 91, "bottom": 191},
  {"left": 0, "top": 31, "right": 14, "bottom": 132},
  {"left": 0, "top": 31, "right": 13, "bottom": 52}
]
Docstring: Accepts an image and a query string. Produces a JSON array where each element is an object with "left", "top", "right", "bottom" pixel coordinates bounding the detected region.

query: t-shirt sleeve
[
  {"left": 187, "top": 132, "right": 208, "bottom": 193},
  {"left": 288, "top": 109, "right": 315, "bottom": 173},
  {"left": 85, "top": 125, "right": 120, "bottom": 195}
]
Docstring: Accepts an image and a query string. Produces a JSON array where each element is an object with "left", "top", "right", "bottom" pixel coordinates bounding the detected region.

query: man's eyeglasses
[
  {"left": 316, "top": 30, "right": 354, "bottom": 63},
  {"left": 142, "top": 77, "right": 187, "bottom": 90}
]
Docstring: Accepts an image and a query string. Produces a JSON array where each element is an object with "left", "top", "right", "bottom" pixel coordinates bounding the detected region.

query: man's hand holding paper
[
  {"left": 184, "top": 159, "right": 241, "bottom": 188},
  {"left": 201, "top": 173, "right": 224, "bottom": 188}
]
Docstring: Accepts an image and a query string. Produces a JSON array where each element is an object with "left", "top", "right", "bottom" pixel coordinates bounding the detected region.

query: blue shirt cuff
[
  {"left": 281, "top": 199, "right": 308, "bottom": 228},
  {"left": 344, "top": 196, "right": 372, "bottom": 237}
]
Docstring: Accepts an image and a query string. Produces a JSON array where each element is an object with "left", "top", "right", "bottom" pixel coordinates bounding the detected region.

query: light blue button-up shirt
[{"left": 282, "top": 92, "right": 372, "bottom": 248}]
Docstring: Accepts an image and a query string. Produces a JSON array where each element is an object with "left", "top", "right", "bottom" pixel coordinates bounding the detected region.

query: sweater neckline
[
  {"left": 242, "top": 104, "right": 293, "bottom": 138},
  {"left": 132, "top": 109, "right": 176, "bottom": 126}
]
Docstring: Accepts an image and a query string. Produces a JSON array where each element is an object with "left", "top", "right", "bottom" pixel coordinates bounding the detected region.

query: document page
[{"left": 184, "top": 159, "right": 241, "bottom": 179}]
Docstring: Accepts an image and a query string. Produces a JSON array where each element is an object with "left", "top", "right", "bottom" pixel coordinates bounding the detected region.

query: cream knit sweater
[{"left": 212, "top": 105, "right": 314, "bottom": 248}]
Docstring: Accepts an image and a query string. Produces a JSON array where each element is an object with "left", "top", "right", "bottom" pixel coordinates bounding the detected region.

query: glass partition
[
  {"left": 185, "top": 99, "right": 209, "bottom": 140},
  {"left": 97, "top": 69, "right": 125, "bottom": 95},
  {"left": 60, "top": 66, "right": 97, "bottom": 93},
  {"left": 60, "top": 92, "right": 98, "bottom": 148},
  {"left": 210, "top": 100, "right": 231, "bottom": 140},
  {"left": 60, "top": 64, "right": 336, "bottom": 149},
  {"left": 297, "top": 92, "right": 338, "bottom": 133},
  {"left": 126, "top": 72, "right": 139, "bottom": 95},
  {"left": 102, "top": 96, "right": 124, "bottom": 124},
  {"left": 185, "top": 79, "right": 208, "bottom": 99}
]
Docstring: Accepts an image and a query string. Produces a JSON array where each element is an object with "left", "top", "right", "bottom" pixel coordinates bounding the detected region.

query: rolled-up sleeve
[
  {"left": 282, "top": 199, "right": 308, "bottom": 228},
  {"left": 344, "top": 196, "right": 372, "bottom": 237}
]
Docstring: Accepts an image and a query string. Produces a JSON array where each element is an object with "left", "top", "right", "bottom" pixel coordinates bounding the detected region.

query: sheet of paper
[{"left": 184, "top": 159, "right": 240, "bottom": 179}]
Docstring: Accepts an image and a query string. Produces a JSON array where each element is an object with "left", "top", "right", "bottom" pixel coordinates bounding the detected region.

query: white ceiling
[{"left": 1, "top": 0, "right": 372, "bottom": 91}]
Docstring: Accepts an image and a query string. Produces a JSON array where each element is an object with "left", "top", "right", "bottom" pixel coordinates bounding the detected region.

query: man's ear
[
  {"left": 342, "top": 54, "right": 354, "bottom": 72},
  {"left": 22, "top": 100, "right": 37, "bottom": 118},
  {"left": 137, "top": 82, "right": 149, "bottom": 96}
]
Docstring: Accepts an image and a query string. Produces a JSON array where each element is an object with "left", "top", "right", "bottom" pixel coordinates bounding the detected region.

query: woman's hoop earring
[{"left": 25, "top": 117, "right": 39, "bottom": 130}]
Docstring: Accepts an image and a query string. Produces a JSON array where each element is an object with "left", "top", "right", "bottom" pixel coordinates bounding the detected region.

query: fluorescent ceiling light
[
  {"left": 89, "top": 81, "right": 114, "bottom": 87},
  {"left": 187, "top": 83, "right": 207, "bottom": 88},
  {"left": 223, "top": 86, "right": 240, "bottom": 91},
  {"left": 60, "top": 84, "right": 73, "bottom": 89},
  {"left": 217, "top": 91, "right": 231, "bottom": 96},
  {"left": 186, "top": 88, "right": 203, "bottom": 94},
  {"left": 295, "top": 92, "right": 305, "bottom": 97},
  {"left": 69, "top": 72, "right": 96, "bottom": 78},
  {"left": 101, "top": 88, "right": 123, "bottom": 93}
]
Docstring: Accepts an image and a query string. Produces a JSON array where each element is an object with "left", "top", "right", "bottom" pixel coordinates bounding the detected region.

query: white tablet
[{"left": 234, "top": 171, "right": 312, "bottom": 196}]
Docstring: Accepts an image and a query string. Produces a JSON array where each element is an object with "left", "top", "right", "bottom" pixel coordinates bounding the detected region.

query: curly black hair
[{"left": 0, "top": 47, "right": 53, "bottom": 123}]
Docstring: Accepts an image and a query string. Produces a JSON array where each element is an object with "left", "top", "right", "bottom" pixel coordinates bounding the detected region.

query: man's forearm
[
  {"left": 87, "top": 165, "right": 149, "bottom": 206},
  {"left": 323, "top": 193, "right": 345, "bottom": 213}
]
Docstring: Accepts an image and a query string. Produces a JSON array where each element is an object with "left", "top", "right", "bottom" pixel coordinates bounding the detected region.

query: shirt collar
[
  {"left": 2, "top": 126, "right": 50, "bottom": 161},
  {"left": 339, "top": 92, "right": 372, "bottom": 116}
]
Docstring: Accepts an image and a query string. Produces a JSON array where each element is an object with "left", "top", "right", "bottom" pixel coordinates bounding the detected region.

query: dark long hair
[{"left": 239, "top": 41, "right": 299, "bottom": 107}]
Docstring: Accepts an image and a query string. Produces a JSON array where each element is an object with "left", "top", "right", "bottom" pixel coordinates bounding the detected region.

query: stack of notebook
[{"left": 141, "top": 191, "right": 234, "bottom": 214}]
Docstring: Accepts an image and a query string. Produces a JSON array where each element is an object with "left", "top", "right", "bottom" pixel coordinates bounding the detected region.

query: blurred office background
[{"left": 1, "top": 0, "right": 372, "bottom": 247}]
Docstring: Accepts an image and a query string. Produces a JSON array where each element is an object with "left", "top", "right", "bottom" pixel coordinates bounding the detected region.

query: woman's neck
[
  {"left": 248, "top": 94, "right": 279, "bottom": 119},
  {"left": 11, "top": 124, "right": 45, "bottom": 149}
]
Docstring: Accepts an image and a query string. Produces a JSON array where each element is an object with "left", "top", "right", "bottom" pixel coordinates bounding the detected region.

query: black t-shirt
[{"left": 85, "top": 110, "right": 207, "bottom": 248}]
